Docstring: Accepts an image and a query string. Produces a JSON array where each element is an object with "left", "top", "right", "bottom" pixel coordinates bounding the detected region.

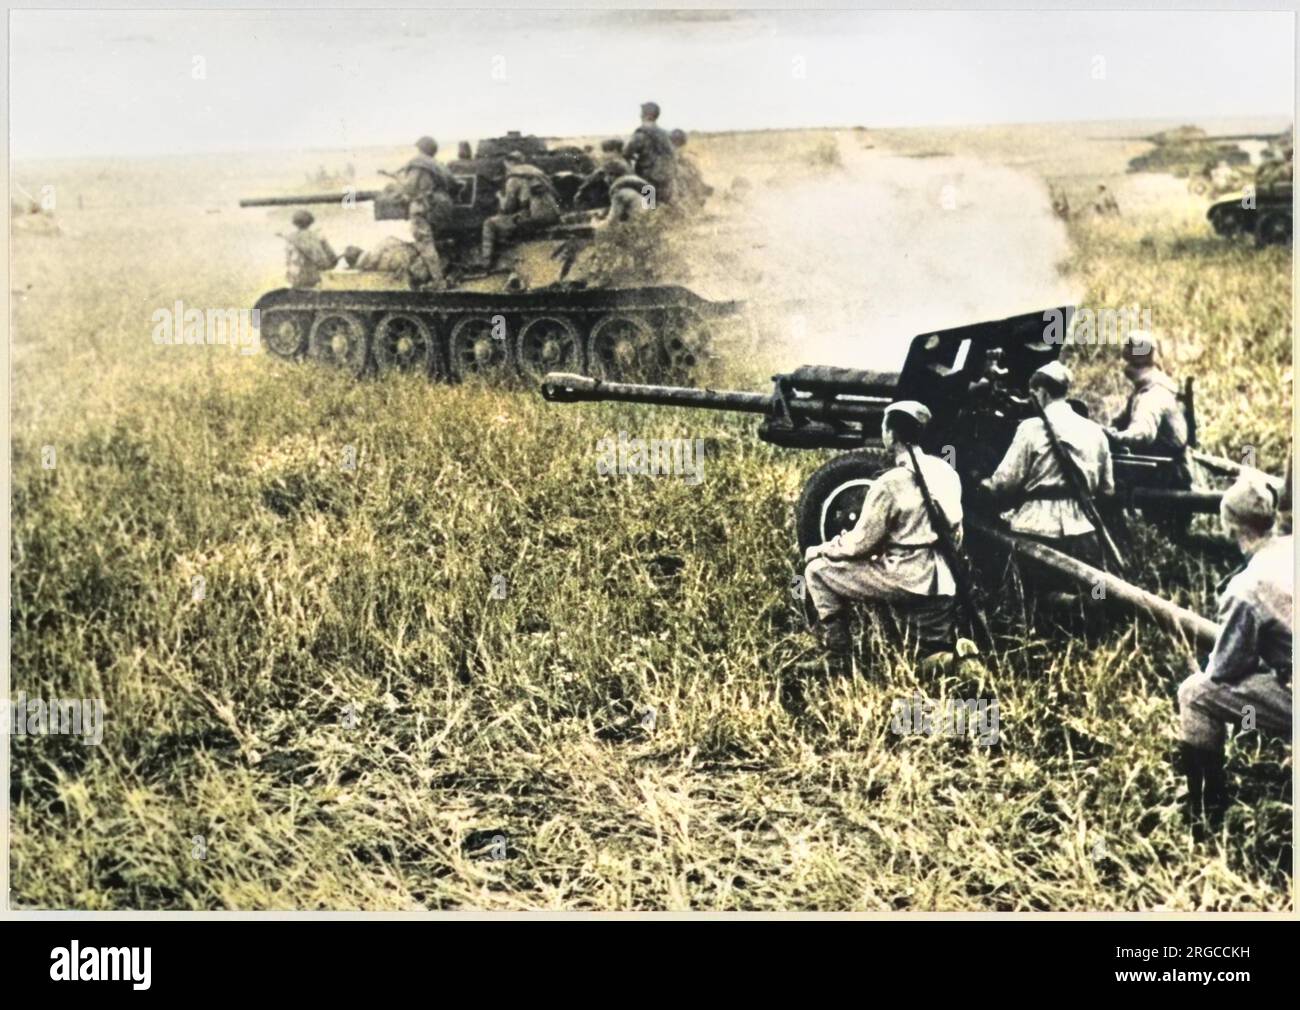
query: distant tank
[
  {"left": 1120, "top": 125, "right": 1252, "bottom": 178},
  {"left": 242, "top": 131, "right": 741, "bottom": 384},
  {"left": 1206, "top": 146, "right": 1293, "bottom": 247}
]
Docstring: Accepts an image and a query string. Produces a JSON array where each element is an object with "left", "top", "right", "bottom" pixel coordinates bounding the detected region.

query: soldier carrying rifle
[
  {"left": 802, "top": 401, "right": 965, "bottom": 669},
  {"left": 980, "top": 361, "right": 1117, "bottom": 568}
]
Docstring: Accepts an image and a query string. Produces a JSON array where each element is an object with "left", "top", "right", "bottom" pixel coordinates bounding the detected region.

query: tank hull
[{"left": 253, "top": 284, "right": 743, "bottom": 385}]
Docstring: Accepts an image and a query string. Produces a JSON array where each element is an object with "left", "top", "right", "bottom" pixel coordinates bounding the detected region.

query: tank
[
  {"left": 1206, "top": 146, "right": 1293, "bottom": 247},
  {"left": 243, "top": 132, "right": 741, "bottom": 384}
]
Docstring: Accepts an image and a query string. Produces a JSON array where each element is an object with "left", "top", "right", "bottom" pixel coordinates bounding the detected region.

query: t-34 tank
[
  {"left": 1206, "top": 143, "right": 1293, "bottom": 247},
  {"left": 241, "top": 132, "right": 741, "bottom": 384}
]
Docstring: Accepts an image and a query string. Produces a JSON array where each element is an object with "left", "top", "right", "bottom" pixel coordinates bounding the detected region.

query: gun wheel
[
  {"left": 309, "top": 311, "right": 369, "bottom": 377},
  {"left": 796, "top": 449, "right": 893, "bottom": 554},
  {"left": 515, "top": 315, "right": 581, "bottom": 380},
  {"left": 588, "top": 314, "right": 657, "bottom": 382},
  {"left": 261, "top": 309, "right": 311, "bottom": 359},
  {"left": 374, "top": 312, "right": 436, "bottom": 375},
  {"left": 449, "top": 315, "right": 510, "bottom": 381}
]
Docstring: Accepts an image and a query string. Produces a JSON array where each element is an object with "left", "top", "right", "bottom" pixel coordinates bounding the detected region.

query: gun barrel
[
  {"left": 541, "top": 373, "right": 772, "bottom": 413},
  {"left": 540, "top": 372, "right": 892, "bottom": 428},
  {"left": 239, "top": 190, "right": 381, "bottom": 208}
]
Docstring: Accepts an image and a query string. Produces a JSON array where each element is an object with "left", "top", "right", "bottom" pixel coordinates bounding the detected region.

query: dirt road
[{"left": 684, "top": 130, "right": 1081, "bottom": 371}]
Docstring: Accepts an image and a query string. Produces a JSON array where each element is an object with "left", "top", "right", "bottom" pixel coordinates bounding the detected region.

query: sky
[{"left": 9, "top": 8, "right": 1295, "bottom": 159}]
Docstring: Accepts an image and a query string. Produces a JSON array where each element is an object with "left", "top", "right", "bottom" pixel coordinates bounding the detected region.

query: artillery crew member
[
  {"left": 623, "top": 101, "right": 677, "bottom": 206},
  {"left": 981, "top": 361, "right": 1114, "bottom": 565},
  {"left": 480, "top": 151, "right": 562, "bottom": 270},
  {"left": 403, "top": 136, "right": 457, "bottom": 288},
  {"left": 1176, "top": 476, "right": 1293, "bottom": 833},
  {"left": 803, "top": 401, "right": 963, "bottom": 662},
  {"left": 283, "top": 210, "right": 340, "bottom": 289},
  {"left": 1106, "top": 333, "right": 1192, "bottom": 486}
]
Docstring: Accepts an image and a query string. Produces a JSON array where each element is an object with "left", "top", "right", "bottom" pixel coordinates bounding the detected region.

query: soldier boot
[{"left": 1178, "top": 743, "right": 1228, "bottom": 840}]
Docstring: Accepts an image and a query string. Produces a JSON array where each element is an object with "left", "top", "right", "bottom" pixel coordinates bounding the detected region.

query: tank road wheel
[
  {"left": 587, "top": 314, "right": 658, "bottom": 382},
  {"left": 1256, "top": 211, "right": 1291, "bottom": 247},
  {"left": 515, "top": 315, "right": 582, "bottom": 380},
  {"left": 260, "top": 309, "right": 311, "bottom": 360},
  {"left": 309, "top": 311, "right": 370, "bottom": 377},
  {"left": 448, "top": 315, "right": 510, "bottom": 381},
  {"left": 663, "top": 310, "right": 713, "bottom": 380},
  {"left": 374, "top": 312, "right": 436, "bottom": 375},
  {"left": 795, "top": 449, "right": 892, "bottom": 554}
]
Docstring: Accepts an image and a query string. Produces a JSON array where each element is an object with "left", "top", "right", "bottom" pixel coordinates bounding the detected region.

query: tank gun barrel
[{"left": 239, "top": 190, "right": 383, "bottom": 208}]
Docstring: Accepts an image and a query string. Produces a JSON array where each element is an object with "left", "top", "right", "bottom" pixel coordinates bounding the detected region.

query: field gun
[{"left": 543, "top": 307, "right": 1249, "bottom": 644}]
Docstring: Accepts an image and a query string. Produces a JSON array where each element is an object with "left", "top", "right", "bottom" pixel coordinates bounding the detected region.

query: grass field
[{"left": 9, "top": 122, "right": 1293, "bottom": 910}]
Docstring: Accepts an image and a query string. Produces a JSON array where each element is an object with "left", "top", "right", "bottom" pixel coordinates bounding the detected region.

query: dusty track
[{"left": 682, "top": 131, "right": 1080, "bottom": 370}]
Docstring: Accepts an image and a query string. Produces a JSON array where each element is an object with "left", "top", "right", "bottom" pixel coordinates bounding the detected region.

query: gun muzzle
[{"left": 541, "top": 373, "right": 600, "bottom": 402}]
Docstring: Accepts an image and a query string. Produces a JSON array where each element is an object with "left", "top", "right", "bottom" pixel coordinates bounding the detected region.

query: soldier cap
[
  {"left": 1220, "top": 474, "right": 1278, "bottom": 527},
  {"left": 670, "top": 129, "right": 687, "bottom": 146},
  {"left": 416, "top": 136, "right": 438, "bottom": 156},
  {"left": 1030, "top": 360, "right": 1072, "bottom": 394},
  {"left": 883, "top": 400, "right": 932, "bottom": 429},
  {"left": 1121, "top": 330, "right": 1159, "bottom": 365},
  {"left": 291, "top": 210, "right": 314, "bottom": 229},
  {"left": 641, "top": 101, "right": 661, "bottom": 120}
]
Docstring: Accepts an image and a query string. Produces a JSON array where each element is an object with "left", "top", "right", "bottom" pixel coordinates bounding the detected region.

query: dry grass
[{"left": 9, "top": 123, "right": 1292, "bottom": 910}]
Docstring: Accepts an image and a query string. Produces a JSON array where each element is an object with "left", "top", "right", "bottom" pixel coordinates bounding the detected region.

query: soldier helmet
[
  {"left": 882, "top": 400, "right": 931, "bottom": 445},
  {"left": 416, "top": 136, "right": 438, "bottom": 156},
  {"left": 1029, "top": 360, "right": 1072, "bottom": 395},
  {"left": 1121, "top": 330, "right": 1159, "bottom": 365},
  {"left": 291, "top": 210, "right": 314, "bottom": 229},
  {"left": 641, "top": 101, "right": 661, "bottom": 120},
  {"left": 883, "top": 400, "right": 932, "bottom": 429},
  {"left": 670, "top": 129, "right": 687, "bottom": 147},
  {"left": 1220, "top": 474, "right": 1278, "bottom": 530},
  {"left": 604, "top": 157, "right": 632, "bottom": 177}
]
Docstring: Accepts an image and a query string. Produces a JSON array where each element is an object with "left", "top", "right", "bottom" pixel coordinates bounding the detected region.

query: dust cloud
[{"left": 682, "top": 133, "right": 1081, "bottom": 373}]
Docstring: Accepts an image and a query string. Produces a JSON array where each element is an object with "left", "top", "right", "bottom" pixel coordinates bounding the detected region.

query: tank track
[{"left": 253, "top": 285, "right": 743, "bottom": 385}]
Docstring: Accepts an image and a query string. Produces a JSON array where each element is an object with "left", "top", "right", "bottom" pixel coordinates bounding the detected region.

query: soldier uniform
[
  {"left": 1107, "top": 333, "right": 1192, "bottom": 488},
  {"left": 669, "top": 129, "right": 712, "bottom": 210},
  {"left": 1176, "top": 477, "right": 1293, "bottom": 831},
  {"left": 284, "top": 210, "right": 339, "bottom": 289},
  {"left": 575, "top": 156, "right": 632, "bottom": 210},
  {"left": 623, "top": 102, "right": 676, "bottom": 206},
  {"left": 983, "top": 361, "right": 1114, "bottom": 565},
  {"left": 353, "top": 237, "right": 430, "bottom": 285},
  {"left": 607, "top": 173, "right": 652, "bottom": 224},
  {"left": 804, "top": 401, "right": 962, "bottom": 659},
  {"left": 403, "top": 137, "right": 457, "bottom": 287},
  {"left": 480, "top": 152, "right": 561, "bottom": 268}
]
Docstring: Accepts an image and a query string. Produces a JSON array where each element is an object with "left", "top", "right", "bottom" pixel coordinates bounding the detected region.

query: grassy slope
[{"left": 9, "top": 126, "right": 1292, "bottom": 910}]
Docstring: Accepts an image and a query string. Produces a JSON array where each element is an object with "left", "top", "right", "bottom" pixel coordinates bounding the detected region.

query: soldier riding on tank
[{"left": 479, "top": 151, "right": 563, "bottom": 270}]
